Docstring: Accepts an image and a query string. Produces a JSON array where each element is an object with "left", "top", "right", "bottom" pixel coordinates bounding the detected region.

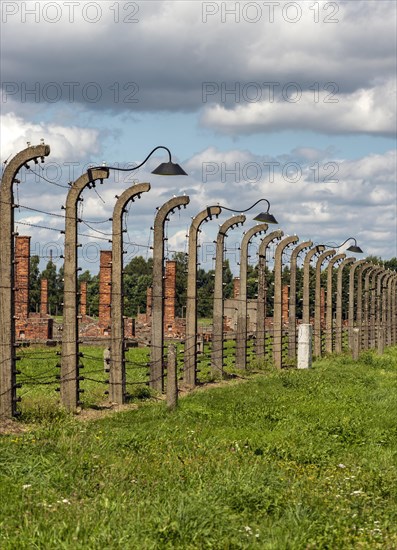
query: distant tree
[
  {"left": 40, "top": 260, "right": 58, "bottom": 315},
  {"left": 384, "top": 257, "right": 397, "bottom": 271},
  {"left": 197, "top": 268, "right": 214, "bottom": 318},
  {"left": 124, "top": 256, "right": 153, "bottom": 277},
  {"left": 124, "top": 273, "right": 152, "bottom": 317},
  {"left": 78, "top": 270, "right": 92, "bottom": 283},
  {"left": 365, "top": 255, "right": 382, "bottom": 265},
  {"left": 123, "top": 256, "right": 153, "bottom": 317},
  {"left": 246, "top": 264, "right": 258, "bottom": 300},
  {"left": 29, "top": 255, "right": 41, "bottom": 313},
  {"left": 172, "top": 252, "right": 188, "bottom": 317},
  {"left": 223, "top": 259, "right": 234, "bottom": 299}
]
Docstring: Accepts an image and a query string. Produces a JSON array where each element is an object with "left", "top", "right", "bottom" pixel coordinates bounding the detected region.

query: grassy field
[{"left": 1, "top": 347, "right": 397, "bottom": 549}]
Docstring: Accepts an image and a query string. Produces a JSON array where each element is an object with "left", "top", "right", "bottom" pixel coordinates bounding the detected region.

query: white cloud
[
  {"left": 200, "top": 80, "right": 396, "bottom": 136},
  {"left": 0, "top": 112, "right": 100, "bottom": 162}
]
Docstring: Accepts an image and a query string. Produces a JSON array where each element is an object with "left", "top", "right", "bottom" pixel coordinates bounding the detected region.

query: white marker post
[{"left": 297, "top": 324, "right": 313, "bottom": 369}]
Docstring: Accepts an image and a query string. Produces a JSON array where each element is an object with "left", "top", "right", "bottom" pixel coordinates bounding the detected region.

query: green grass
[
  {"left": 16, "top": 345, "right": 153, "bottom": 419},
  {"left": 1, "top": 348, "right": 397, "bottom": 548}
]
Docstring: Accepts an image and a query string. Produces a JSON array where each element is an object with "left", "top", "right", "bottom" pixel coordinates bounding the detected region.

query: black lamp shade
[
  {"left": 151, "top": 162, "right": 187, "bottom": 176},
  {"left": 347, "top": 244, "right": 363, "bottom": 253},
  {"left": 253, "top": 211, "right": 278, "bottom": 224}
]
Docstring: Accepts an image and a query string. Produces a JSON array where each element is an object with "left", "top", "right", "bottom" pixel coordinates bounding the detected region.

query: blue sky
[{"left": 1, "top": 0, "right": 396, "bottom": 274}]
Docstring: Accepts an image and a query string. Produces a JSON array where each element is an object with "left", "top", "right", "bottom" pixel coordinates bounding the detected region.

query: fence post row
[{"left": 1, "top": 145, "right": 397, "bottom": 418}]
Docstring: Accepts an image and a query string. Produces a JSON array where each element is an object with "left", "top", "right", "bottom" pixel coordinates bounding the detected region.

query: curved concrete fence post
[
  {"left": 211, "top": 214, "right": 245, "bottom": 379},
  {"left": 273, "top": 235, "right": 299, "bottom": 368},
  {"left": 362, "top": 266, "right": 377, "bottom": 350},
  {"left": 235, "top": 224, "right": 269, "bottom": 370},
  {"left": 369, "top": 268, "right": 384, "bottom": 348},
  {"left": 151, "top": 195, "right": 190, "bottom": 393},
  {"left": 184, "top": 206, "right": 221, "bottom": 387},
  {"left": 110, "top": 183, "right": 151, "bottom": 404},
  {"left": 356, "top": 263, "right": 374, "bottom": 350},
  {"left": 392, "top": 276, "right": 397, "bottom": 345},
  {"left": 0, "top": 144, "right": 51, "bottom": 418},
  {"left": 335, "top": 258, "right": 355, "bottom": 353},
  {"left": 288, "top": 241, "right": 312, "bottom": 359},
  {"left": 255, "top": 230, "right": 284, "bottom": 359},
  {"left": 376, "top": 270, "right": 389, "bottom": 353},
  {"left": 381, "top": 272, "right": 394, "bottom": 350},
  {"left": 302, "top": 246, "right": 325, "bottom": 325},
  {"left": 348, "top": 259, "right": 367, "bottom": 351},
  {"left": 325, "top": 254, "right": 345, "bottom": 354},
  {"left": 314, "top": 249, "right": 336, "bottom": 358},
  {"left": 387, "top": 274, "right": 397, "bottom": 346},
  {"left": 61, "top": 168, "right": 110, "bottom": 412}
]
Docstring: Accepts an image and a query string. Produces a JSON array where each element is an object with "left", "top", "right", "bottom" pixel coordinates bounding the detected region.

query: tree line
[{"left": 29, "top": 254, "right": 397, "bottom": 319}]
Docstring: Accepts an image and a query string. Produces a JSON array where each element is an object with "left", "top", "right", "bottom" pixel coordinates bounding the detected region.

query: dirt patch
[
  {"left": 178, "top": 374, "right": 249, "bottom": 396},
  {"left": 0, "top": 418, "right": 29, "bottom": 435},
  {"left": 76, "top": 402, "right": 140, "bottom": 422}
]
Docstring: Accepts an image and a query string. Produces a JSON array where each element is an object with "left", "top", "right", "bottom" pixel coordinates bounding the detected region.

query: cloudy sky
[{"left": 1, "top": 0, "right": 396, "bottom": 273}]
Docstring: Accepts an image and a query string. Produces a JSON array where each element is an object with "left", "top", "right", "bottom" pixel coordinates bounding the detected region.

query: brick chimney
[
  {"left": 99, "top": 250, "right": 112, "bottom": 332},
  {"left": 164, "top": 260, "right": 176, "bottom": 329},
  {"left": 80, "top": 281, "right": 87, "bottom": 317},
  {"left": 14, "top": 236, "right": 31, "bottom": 320},
  {"left": 40, "top": 278, "right": 48, "bottom": 315}
]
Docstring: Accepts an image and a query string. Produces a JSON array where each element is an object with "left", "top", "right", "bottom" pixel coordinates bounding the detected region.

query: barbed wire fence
[{"left": 1, "top": 144, "right": 396, "bottom": 418}]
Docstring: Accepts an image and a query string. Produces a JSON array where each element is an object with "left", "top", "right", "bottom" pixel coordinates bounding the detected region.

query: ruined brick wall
[
  {"left": 17, "top": 315, "right": 53, "bottom": 340},
  {"left": 124, "top": 318, "right": 135, "bottom": 338},
  {"left": 164, "top": 260, "right": 176, "bottom": 330},
  {"left": 14, "top": 236, "right": 53, "bottom": 341},
  {"left": 99, "top": 250, "right": 112, "bottom": 333},
  {"left": 78, "top": 250, "right": 135, "bottom": 339},
  {"left": 14, "top": 236, "right": 30, "bottom": 320},
  {"left": 40, "top": 278, "right": 48, "bottom": 315},
  {"left": 80, "top": 281, "right": 87, "bottom": 316}
]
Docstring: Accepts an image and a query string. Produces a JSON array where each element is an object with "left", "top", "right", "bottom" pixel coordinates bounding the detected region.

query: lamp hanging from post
[
  {"left": 322, "top": 237, "right": 363, "bottom": 255},
  {"left": 87, "top": 146, "right": 188, "bottom": 181},
  {"left": 208, "top": 198, "right": 278, "bottom": 225}
]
